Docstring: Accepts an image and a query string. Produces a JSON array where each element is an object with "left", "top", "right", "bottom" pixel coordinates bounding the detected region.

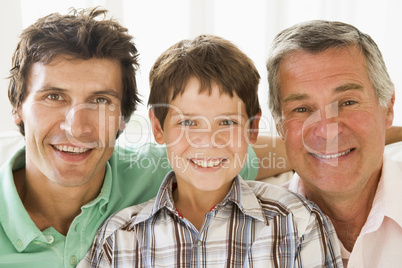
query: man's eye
[
  {"left": 179, "top": 120, "right": 195, "bottom": 126},
  {"left": 343, "top": 100, "right": 356, "bottom": 106},
  {"left": 93, "top": 97, "right": 109, "bottom": 104},
  {"left": 294, "top": 107, "right": 308, "bottom": 113},
  {"left": 220, "top": 119, "right": 236, "bottom": 126},
  {"left": 46, "top": 94, "right": 63, "bottom": 101}
]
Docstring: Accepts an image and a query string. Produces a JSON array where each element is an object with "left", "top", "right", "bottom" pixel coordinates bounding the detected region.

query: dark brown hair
[
  {"left": 8, "top": 7, "right": 140, "bottom": 135},
  {"left": 148, "top": 34, "right": 260, "bottom": 128}
]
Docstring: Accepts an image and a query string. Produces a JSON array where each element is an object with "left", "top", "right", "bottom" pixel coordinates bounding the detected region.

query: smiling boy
[
  {"left": 0, "top": 8, "right": 299, "bottom": 266},
  {"left": 79, "top": 35, "right": 342, "bottom": 267}
]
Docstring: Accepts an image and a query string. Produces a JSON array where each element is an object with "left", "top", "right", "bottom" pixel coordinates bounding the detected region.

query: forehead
[
  {"left": 168, "top": 77, "right": 246, "bottom": 115},
  {"left": 27, "top": 56, "right": 123, "bottom": 95},
  {"left": 278, "top": 46, "right": 373, "bottom": 96}
]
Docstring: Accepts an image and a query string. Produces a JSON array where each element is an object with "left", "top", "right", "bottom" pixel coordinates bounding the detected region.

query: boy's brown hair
[{"left": 148, "top": 34, "right": 260, "bottom": 128}]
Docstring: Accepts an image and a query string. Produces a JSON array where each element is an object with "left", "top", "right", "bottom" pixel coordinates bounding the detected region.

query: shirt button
[
  {"left": 16, "top": 239, "right": 23, "bottom": 248},
  {"left": 100, "top": 206, "right": 107, "bottom": 214},
  {"left": 195, "top": 240, "right": 202, "bottom": 247},
  {"left": 70, "top": 255, "right": 78, "bottom": 265},
  {"left": 45, "top": 235, "right": 54, "bottom": 244},
  {"left": 74, "top": 223, "right": 79, "bottom": 232}
]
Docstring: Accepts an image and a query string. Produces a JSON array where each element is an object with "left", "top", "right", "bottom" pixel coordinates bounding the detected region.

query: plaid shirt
[{"left": 79, "top": 171, "right": 342, "bottom": 267}]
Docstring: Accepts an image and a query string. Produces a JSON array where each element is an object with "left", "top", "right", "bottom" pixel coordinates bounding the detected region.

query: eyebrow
[
  {"left": 36, "top": 87, "right": 66, "bottom": 94},
  {"left": 334, "top": 83, "right": 363, "bottom": 93},
  {"left": 36, "top": 87, "right": 121, "bottom": 99},
  {"left": 282, "top": 83, "right": 364, "bottom": 104},
  {"left": 217, "top": 113, "right": 248, "bottom": 119},
  {"left": 169, "top": 112, "right": 247, "bottom": 119},
  {"left": 92, "top": 90, "right": 121, "bottom": 99}
]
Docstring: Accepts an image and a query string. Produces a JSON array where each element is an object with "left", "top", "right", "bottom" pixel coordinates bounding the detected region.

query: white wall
[{"left": 0, "top": 0, "right": 22, "bottom": 133}]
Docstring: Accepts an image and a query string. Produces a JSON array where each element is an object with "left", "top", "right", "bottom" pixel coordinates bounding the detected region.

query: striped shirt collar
[{"left": 133, "top": 171, "right": 267, "bottom": 225}]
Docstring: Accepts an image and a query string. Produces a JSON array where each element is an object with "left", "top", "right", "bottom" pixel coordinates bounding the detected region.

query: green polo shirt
[{"left": 0, "top": 143, "right": 258, "bottom": 267}]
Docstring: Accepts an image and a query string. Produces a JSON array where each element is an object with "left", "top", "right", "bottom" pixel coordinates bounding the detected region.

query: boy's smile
[{"left": 151, "top": 77, "right": 260, "bottom": 196}]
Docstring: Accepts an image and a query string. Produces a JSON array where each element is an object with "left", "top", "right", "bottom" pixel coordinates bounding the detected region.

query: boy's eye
[
  {"left": 179, "top": 119, "right": 195, "bottom": 126},
  {"left": 220, "top": 119, "right": 236, "bottom": 126},
  {"left": 93, "top": 97, "right": 109, "bottom": 104},
  {"left": 46, "top": 94, "right": 64, "bottom": 101}
]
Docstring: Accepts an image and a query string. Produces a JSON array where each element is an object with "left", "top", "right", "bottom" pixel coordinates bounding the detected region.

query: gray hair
[{"left": 267, "top": 20, "right": 394, "bottom": 124}]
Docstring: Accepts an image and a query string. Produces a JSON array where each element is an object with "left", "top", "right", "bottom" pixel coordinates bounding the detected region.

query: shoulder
[
  {"left": 0, "top": 146, "right": 25, "bottom": 179},
  {"left": 98, "top": 197, "right": 156, "bottom": 238},
  {"left": 246, "top": 180, "right": 313, "bottom": 210},
  {"left": 111, "top": 142, "right": 166, "bottom": 162},
  {"left": 109, "top": 142, "right": 169, "bottom": 171},
  {"left": 0, "top": 132, "right": 25, "bottom": 167},
  {"left": 245, "top": 181, "right": 326, "bottom": 230}
]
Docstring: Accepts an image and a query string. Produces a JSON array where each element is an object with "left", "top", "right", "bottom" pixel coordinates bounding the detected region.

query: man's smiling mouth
[
  {"left": 311, "top": 148, "right": 354, "bottom": 159},
  {"left": 53, "top": 145, "right": 91, "bottom": 155}
]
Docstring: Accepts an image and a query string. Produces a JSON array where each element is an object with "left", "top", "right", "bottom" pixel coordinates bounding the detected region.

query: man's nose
[
  {"left": 60, "top": 103, "right": 98, "bottom": 140},
  {"left": 304, "top": 103, "right": 341, "bottom": 142}
]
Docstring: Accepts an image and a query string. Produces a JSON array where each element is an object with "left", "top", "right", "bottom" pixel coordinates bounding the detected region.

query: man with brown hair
[{"left": 0, "top": 8, "right": 280, "bottom": 267}]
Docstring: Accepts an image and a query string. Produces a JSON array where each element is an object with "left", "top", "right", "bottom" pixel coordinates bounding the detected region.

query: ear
[
  {"left": 119, "top": 118, "right": 127, "bottom": 132},
  {"left": 13, "top": 109, "right": 22, "bottom": 125},
  {"left": 248, "top": 110, "right": 261, "bottom": 144},
  {"left": 385, "top": 92, "right": 395, "bottom": 129},
  {"left": 148, "top": 108, "right": 165, "bottom": 144}
]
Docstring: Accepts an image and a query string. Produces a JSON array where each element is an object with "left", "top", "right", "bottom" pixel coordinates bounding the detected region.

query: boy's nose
[{"left": 188, "top": 126, "right": 231, "bottom": 149}]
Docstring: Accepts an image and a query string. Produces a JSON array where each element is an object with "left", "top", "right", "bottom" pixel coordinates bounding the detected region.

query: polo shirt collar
[
  {"left": 0, "top": 147, "right": 45, "bottom": 251},
  {"left": 81, "top": 161, "right": 113, "bottom": 215},
  {"left": 0, "top": 146, "right": 113, "bottom": 252}
]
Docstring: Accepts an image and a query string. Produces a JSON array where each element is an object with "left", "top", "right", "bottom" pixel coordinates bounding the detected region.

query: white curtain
[{"left": 1, "top": 0, "right": 401, "bottom": 137}]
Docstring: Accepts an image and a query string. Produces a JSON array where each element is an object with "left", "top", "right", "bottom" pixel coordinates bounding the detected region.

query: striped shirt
[{"left": 79, "top": 171, "right": 342, "bottom": 267}]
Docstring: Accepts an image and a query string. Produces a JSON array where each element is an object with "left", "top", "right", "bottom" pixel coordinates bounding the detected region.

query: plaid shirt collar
[{"left": 133, "top": 170, "right": 267, "bottom": 225}]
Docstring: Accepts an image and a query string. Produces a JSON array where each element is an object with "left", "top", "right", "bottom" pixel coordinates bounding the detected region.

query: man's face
[
  {"left": 17, "top": 56, "right": 124, "bottom": 187},
  {"left": 278, "top": 46, "right": 394, "bottom": 197},
  {"left": 150, "top": 77, "right": 259, "bottom": 195}
]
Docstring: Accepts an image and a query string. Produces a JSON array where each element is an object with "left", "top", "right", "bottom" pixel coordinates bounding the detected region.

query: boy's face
[{"left": 150, "top": 77, "right": 260, "bottom": 195}]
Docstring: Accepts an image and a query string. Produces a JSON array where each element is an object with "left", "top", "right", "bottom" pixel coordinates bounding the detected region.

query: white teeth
[
  {"left": 192, "top": 159, "right": 222, "bottom": 168},
  {"left": 54, "top": 145, "right": 90, "bottom": 154},
  {"left": 313, "top": 149, "right": 352, "bottom": 159}
]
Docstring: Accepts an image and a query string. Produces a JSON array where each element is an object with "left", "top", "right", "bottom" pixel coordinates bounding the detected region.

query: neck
[
  {"left": 13, "top": 168, "right": 104, "bottom": 235},
  {"left": 173, "top": 182, "right": 231, "bottom": 231},
  {"left": 304, "top": 175, "right": 380, "bottom": 252}
]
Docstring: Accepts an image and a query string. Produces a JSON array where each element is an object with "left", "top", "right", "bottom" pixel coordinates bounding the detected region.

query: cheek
[
  {"left": 165, "top": 140, "right": 188, "bottom": 171},
  {"left": 104, "top": 110, "right": 123, "bottom": 133},
  {"left": 228, "top": 132, "right": 251, "bottom": 162},
  {"left": 22, "top": 104, "right": 63, "bottom": 135},
  {"left": 283, "top": 120, "right": 304, "bottom": 144},
  {"left": 164, "top": 128, "right": 187, "bottom": 148},
  {"left": 344, "top": 111, "right": 387, "bottom": 143}
]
